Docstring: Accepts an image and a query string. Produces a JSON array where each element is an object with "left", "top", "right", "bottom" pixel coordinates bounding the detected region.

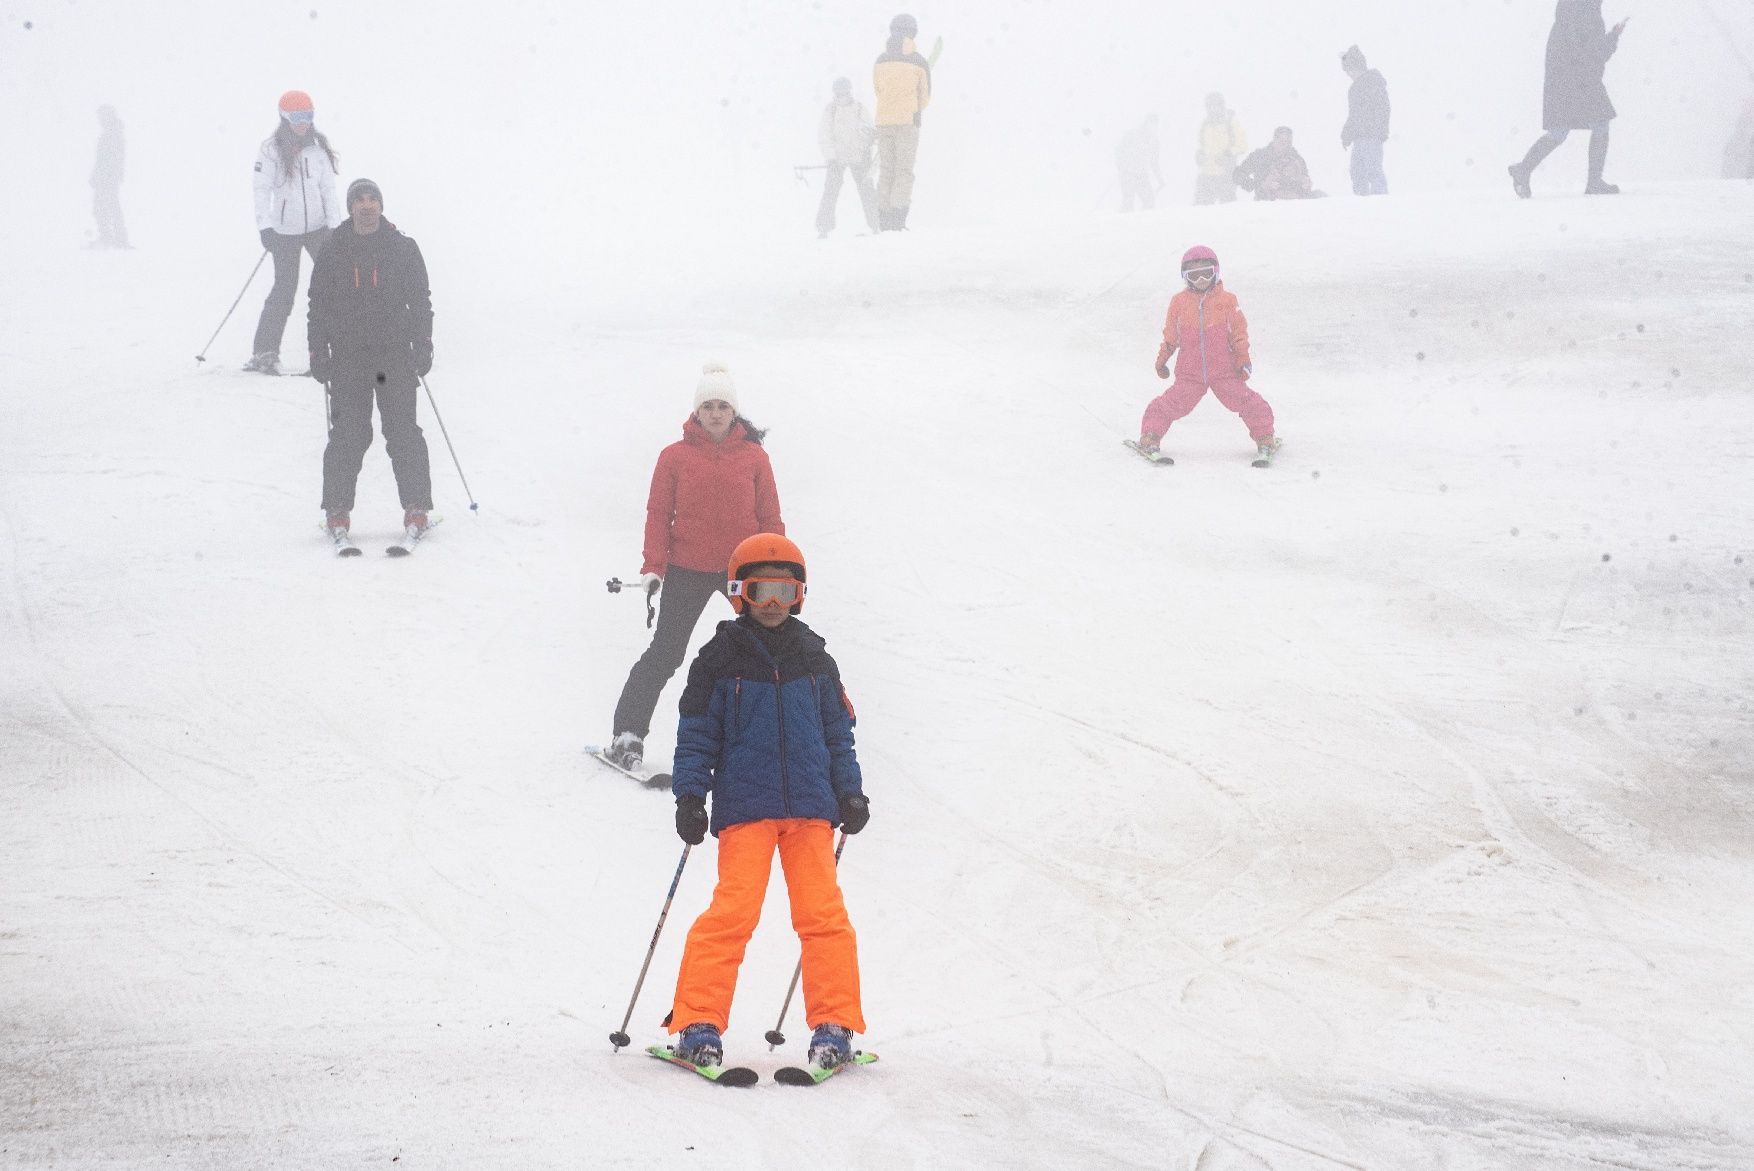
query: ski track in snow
[{"left": 4, "top": 183, "right": 1754, "bottom": 1169}]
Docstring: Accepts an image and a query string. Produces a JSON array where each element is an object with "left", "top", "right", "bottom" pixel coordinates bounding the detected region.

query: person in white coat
[
  {"left": 246, "top": 90, "right": 342, "bottom": 374},
  {"left": 815, "top": 77, "right": 879, "bottom": 238}
]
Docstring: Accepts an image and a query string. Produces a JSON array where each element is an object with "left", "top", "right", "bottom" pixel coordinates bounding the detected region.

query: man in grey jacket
[
  {"left": 816, "top": 78, "right": 878, "bottom": 238},
  {"left": 1340, "top": 45, "right": 1390, "bottom": 195}
]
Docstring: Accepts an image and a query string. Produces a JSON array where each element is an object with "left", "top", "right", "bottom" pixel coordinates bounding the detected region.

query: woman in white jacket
[{"left": 246, "top": 90, "right": 343, "bottom": 374}]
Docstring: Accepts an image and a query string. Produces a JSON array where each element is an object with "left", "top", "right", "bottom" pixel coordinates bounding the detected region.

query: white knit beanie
[{"left": 693, "top": 361, "right": 739, "bottom": 411}]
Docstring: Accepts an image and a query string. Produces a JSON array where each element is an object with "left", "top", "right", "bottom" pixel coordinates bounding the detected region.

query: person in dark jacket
[
  {"left": 663, "top": 533, "right": 869, "bottom": 1073},
  {"left": 604, "top": 364, "right": 785, "bottom": 776},
  {"left": 1509, "top": 1, "right": 1628, "bottom": 197},
  {"left": 90, "top": 106, "right": 129, "bottom": 248},
  {"left": 306, "top": 178, "right": 435, "bottom": 542},
  {"left": 1340, "top": 45, "right": 1390, "bottom": 195},
  {"left": 1233, "top": 127, "right": 1317, "bottom": 200}
]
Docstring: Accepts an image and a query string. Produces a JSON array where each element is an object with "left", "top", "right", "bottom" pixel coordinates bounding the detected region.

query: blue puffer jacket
[{"left": 671, "top": 616, "right": 863, "bottom": 834}]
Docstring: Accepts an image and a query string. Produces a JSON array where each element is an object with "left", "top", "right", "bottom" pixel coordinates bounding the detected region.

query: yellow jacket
[
  {"left": 1196, "top": 116, "right": 1247, "bottom": 177},
  {"left": 874, "top": 37, "right": 931, "bottom": 127}
]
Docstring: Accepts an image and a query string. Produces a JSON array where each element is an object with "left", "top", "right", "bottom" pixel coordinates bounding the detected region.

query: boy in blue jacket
[{"left": 666, "top": 533, "right": 870, "bottom": 1070}]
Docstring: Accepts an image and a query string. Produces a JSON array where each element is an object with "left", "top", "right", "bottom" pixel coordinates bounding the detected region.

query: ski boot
[
  {"left": 807, "top": 1023, "right": 854, "bottom": 1070},
  {"left": 675, "top": 1022, "right": 723, "bottom": 1068},
  {"left": 607, "top": 731, "right": 644, "bottom": 773},
  {"left": 325, "top": 510, "right": 350, "bottom": 536},
  {"left": 243, "top": 351, "right": 281, "bottom": 375}
]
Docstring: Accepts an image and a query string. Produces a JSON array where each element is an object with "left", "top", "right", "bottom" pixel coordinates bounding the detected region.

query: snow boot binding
[
  {"left": 675, "top": 1022, "right": 723, "bottom": 1068},
  {"left": 606, "top": 731, "right": 644, "bottom": 774},
  {"left": 808, "top": 1023, "right": 854, "bottom": 1070},
  {"left": 243, "top": 352, "right": 281, "bottom": 375}
]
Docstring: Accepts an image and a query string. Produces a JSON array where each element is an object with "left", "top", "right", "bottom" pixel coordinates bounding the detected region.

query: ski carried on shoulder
[
  {"left": 386, "top": 515, "right": 442, "bottom": 558},
  {"left": 1122, "top": 439, "right": 1173, "bottom": 466},
  {"left": 646, "top": 1045, "right": 758, "bottom": 1087},
  {"left": 774, "top": 1051, "right": 879, "bottom": 1086},
  {"left": 584, "top": 746, "right": 673, "bottom": 791}
]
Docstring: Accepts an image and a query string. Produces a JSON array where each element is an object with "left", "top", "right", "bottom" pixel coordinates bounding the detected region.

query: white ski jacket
[
  {"left": 253, "top": 136, "right": 342, "bottom": 236},
  {"left": 818, "top": 99, "right": 875, "bottom": 164}
]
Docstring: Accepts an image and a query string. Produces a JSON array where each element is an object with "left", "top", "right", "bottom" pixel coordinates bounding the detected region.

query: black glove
[
  {"left": 675, "top": 794, "right": 708, "bottom": 845},
  {"left": 309, "top": 350, "right": 330, "bottom": 383},
  {"left": 838, "top": 793, "right": 870, "bottom": 835},
  {"left": 259, "top": 227, "right": 275, "bottom": 250},
  {"left": 414, "top": 347, "right": 433, "bottom": 378}
]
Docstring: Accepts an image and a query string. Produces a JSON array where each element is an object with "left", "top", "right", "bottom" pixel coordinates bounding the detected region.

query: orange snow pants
[{"left": 668, "top": 818, "right": 864, "bottom": 1035}]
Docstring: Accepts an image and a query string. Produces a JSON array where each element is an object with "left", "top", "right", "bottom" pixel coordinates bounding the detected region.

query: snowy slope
[{"left": 4, "top": 179, "right": 1753, "bottom": 1169}]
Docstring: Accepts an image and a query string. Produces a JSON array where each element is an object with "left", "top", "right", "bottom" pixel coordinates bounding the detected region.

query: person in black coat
[
  {"left": 307, "top": 178, "right": 435, "bottom": 538},
  {"left": 1509, "top": 1, "right": 1628, "bottom": 197},
  {"left": 90, "top": 106, "right": 129, "bottom": 248}
]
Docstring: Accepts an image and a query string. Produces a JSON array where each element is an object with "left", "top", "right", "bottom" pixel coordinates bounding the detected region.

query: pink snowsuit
[{"left": 1140, "top": 281, "right": 1275, "bottom": 443}]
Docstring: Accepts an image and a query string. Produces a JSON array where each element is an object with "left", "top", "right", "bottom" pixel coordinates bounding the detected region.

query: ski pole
[
  {"left": 609, "top": 843, "right": 692, "bottom": 1052},
  {"left": 605, "top": 577, "right": 658, "bottom": 628},
  {"left": 418, "top": 375, "right": 479, "bottom": 513},
  {"left": 765, "top": 830, "right": 848, "bottom": 1050},
  {"left": 194, "top": 249, "right": 269, "bottom": 363}
]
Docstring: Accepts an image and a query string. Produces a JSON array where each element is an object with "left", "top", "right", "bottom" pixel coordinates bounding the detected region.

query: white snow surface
[{"left": 5, "top": 179, "right": 1753, "bottom": 1169}]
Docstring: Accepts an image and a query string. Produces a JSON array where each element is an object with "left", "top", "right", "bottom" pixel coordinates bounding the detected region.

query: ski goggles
[
  {"left": 282, "top": 109, "right": 315, "bottom": 125},
  {"left": 1181, "top": 263, "right": 1217, "bottom": 282},
  {"left": 728, "top": 576, "right": 806, "bottom": 607}
]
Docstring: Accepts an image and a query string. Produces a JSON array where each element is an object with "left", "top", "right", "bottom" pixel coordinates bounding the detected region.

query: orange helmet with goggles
[{"left": 727, "top": 532, "right": 807, "bottom": 614}]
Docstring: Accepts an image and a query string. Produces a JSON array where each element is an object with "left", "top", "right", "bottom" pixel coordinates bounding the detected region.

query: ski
[
  {"left": 774, "top": 1051, "right": 879, "bottom": 1086},
  {"left": 646, "top": 1045, "right": 758, "bottom": 1087},
  {"left": 323, "top": 524, "right": 363, "bottom": 557},
  {"left": 386, "top": 516, "right": 442, "bottom": 558},
  {"left": 1251, "top": 437, "right": 1284, "bottom": 468},
  {"left": 1122, "top": 439, "right": 1174, "bottom": 466},
  {"left": 585, "top": 746, "right": 673, "bottom": 791}
]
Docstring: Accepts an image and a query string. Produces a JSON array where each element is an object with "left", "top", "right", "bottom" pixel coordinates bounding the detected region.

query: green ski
[{"left": 773, "top": 1051, "right": 879, "bottom": 1086}]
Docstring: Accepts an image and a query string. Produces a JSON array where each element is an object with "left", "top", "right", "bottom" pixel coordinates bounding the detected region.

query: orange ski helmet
[
  {"left": 727, "top": 533, "right": 807, "bottom": 614},
  {"left": 278, "top": 90, "right": 315, "bottom": 115}
]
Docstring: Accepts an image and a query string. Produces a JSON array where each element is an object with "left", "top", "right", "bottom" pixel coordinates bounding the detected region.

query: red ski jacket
[{"left": 642, "top": 418, "right": 784, "bottom": 576}]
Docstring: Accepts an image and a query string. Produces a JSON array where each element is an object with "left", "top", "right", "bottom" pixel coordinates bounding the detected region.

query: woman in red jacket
[{"left": 606, "top": 363, "right": 785, "bottom": 774}]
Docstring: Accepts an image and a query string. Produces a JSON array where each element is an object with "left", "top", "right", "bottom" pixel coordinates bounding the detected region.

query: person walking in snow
[
  {"left": 1193, "top": 93, "right": 1247, "bottom": 205},
  {"left": 1508, "top": 1, "right": 1629, "bottom": 197},
  {"left": 1722, "top": 97, "right": 1754, "bottom": 180},
  {"left": 873, "top": 13, "right": 932, "bottom": 230},
  {"left": 816, "top": 77, "right": 879, "bottom": 238},
  {"left": 663, "top": 532, "right": 869, "bottom": 1073},
  {"left": 248, "top": 90, "right": 343, "bottom": 374},
  {"left": 1339, "top": 45, "right": 1391, "bottom": 195},
  {"left": 307, "top": 178, "right": 435, "bottom": 544},
  {"left": 1136, "top": 245, "right": 1280, "bottom": 465},
  {"left": 1233, "top": 127, "right": 1317, "bottom": 200},
  {"left": 604, "top": 365, "right": 785, "bottom": 776},
  {"left": 90, "top": 106, "right": 129, "bottom": 249},
  {"left": 1115, "top": 113, "right": 1164, "bottom": 212}
]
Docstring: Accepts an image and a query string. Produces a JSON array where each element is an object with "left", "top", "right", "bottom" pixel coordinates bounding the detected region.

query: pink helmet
[{"left": 1181, "top": 244, "right": 1219, "bottom": 276}]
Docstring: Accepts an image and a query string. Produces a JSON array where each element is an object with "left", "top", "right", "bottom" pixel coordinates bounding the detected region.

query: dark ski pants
[
  {"left": 816, "top": 160, "right": 879, "bottom": 234},
  {"left": 612, "top": 566, "right": 729, "bottom": 739},
  {"left": 253, "top": 229, "right": 327, "bottom": 358},
  {"left": 320, "top": 354, "right": 433, "bottom": 514}
]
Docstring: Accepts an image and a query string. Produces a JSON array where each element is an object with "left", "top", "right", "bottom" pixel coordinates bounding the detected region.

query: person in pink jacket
[
  {"left": 1136, "top": 245, "right": 1281, "bottom": 465},
  {"left": 605, "top": 362, "right": 785, "bottom": 774}
]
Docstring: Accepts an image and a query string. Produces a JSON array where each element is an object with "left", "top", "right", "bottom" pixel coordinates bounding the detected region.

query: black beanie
[
  {"left": 346, "top": 177, "right": 383, "bottom": 208},
  {"left": 890, "top": 13, "right": 917, "bottom": 36}
]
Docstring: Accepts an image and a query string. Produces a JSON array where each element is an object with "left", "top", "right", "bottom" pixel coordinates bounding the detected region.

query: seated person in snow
[{"left": 1233, "top": 127, "right": 1319, "bottom": 200}]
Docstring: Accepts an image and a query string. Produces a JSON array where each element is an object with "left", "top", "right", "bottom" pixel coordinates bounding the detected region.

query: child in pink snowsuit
[{"left": 1139, "top": 245, "right": 1279, "bottom": 461}]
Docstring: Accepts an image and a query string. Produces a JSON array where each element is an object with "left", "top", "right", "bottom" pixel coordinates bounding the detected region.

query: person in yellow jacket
[
  {"left": 1194, "top": 93, "right": 1247, "bottom": 205},
  {"left": 872, "top": 13, "right": 931, "bottom": 231}
]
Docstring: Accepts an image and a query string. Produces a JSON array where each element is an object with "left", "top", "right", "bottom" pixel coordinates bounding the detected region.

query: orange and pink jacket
[{"left": 1156, "top": 281, "right": 1253, "bottom": 384}]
